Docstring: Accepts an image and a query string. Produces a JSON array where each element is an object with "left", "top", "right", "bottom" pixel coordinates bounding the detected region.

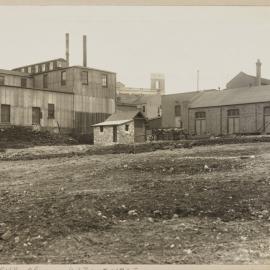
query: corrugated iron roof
[
  {"left": 92, "top": 110, "right": 145, "bottom": 127},
  {"left": 190, "top": 85, "right": 270, "bottom": 108},
  {"left": 0, "top": 69, "right": 31, "bottom": 77},
  {"left": 92, "top": 120, "right": 132, "bottom": 127}
]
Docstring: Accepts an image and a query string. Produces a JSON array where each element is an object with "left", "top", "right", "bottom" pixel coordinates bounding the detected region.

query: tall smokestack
[
  {"left": 256, "top": 59, "right": 262, "bottom": 86},
  {"left": 83, "top": 35, "right": 87, "bottom": 67},
  {"left": 65, "top": 33, "right": 70, "bottom": 67}
]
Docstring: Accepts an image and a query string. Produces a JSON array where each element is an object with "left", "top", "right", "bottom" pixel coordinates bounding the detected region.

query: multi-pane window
[
  {"left": 227, "top": 109, "right": 239, "bottom": 117},
  {"left": 0, "top": 76, "right": 5, "bottom": 85},
  {"left": 49, "top": 62, "right": 54, "bottom": 70},
  {"left": 195, "top": 112, "right": 206, "bottom": 118},
  {"left": 61, "top": 71, "right": 66, "bottom": 86},
  {"left": 48, "top": 104, "right": 55, "bottom": 119},
  {"left": 21, "top": 68, "right": 25, "bottom": 73},
  {"left": 42, "top": 64, "right": 46, "bottom": 72},
  {"left": 102, "top": 74, "right": 108, "bottom": 87},
  {"left": 28, "top": 66, "right": 32, "bottom": 73},
  {"left": 21, "top": 78, "right": 27, "bottom": 88},
  {"left": 100, "top": 126, "right": 104, "bottom": 132},
  {"left": 125, "top": 124, "right": 129, "bottom": 131},
  {"left": 1, "top": 104, "right": 10, "bottom": 123},
  {"left": 175, "top": 105, "right": 181, "bottom": 116},
  {"left": 81, "top": 71, "right": 88, "bottom": 85},
  {"left": 57, "top": 61, "right": 62, "bottom": 68},
  {"left": 35, "top": 65, "right": 39, "bottom": 73},
  {"left": 43, "top": 74, "right": 48, "bottom": 88}
]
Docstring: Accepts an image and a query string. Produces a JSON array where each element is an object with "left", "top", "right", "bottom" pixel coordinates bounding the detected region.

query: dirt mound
[{"left": 0, "top": 126, "right": 78, "bottom": 149}]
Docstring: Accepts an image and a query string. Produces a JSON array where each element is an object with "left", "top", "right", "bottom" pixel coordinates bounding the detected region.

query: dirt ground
[{"left": 1, "top": 142, "right": 270, "bottom": 264}]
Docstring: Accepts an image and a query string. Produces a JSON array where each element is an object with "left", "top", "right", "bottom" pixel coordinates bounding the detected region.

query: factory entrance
[
  {"left": 32, "top": 107, "right": 41, "bottom": 125},
  {"left": 195, "top": 111, "right": 206, "bottom": 135},
  {"left": 227, "top": 109, "right": 240, "bottom": 134}
]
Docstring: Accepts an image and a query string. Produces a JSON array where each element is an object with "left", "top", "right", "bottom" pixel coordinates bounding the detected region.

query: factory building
[
  {"left": 0, "top": 34, "right": 116, "bottom": 134},
  {"left": 162, "top": 60, "right": 270, "bottom": 137}
]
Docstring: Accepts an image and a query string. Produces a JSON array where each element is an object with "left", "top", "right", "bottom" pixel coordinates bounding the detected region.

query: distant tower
[{"left": 151, "top": 73, "right": 165, "bottom": 95}]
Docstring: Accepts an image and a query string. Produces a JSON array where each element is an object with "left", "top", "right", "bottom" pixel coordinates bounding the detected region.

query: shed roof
[
  {"left": 92, "top": 110, "right": 145, "bottom": 127},
  {"left": 189, "top": 85, "right": 270, "bottom": 108}
]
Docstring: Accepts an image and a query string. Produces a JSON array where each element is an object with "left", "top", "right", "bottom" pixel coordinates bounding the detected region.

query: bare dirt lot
[{"left": 1, "top": 142, "right": 270, "bottom": 264}]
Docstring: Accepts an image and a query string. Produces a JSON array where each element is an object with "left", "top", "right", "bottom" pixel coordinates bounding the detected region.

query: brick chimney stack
[
  {"left": 83, "top": 35, "right": 87, "bottom": 67},
  {"left": 256, "top": 59, "right": 262, "bottom": 86},
  {"left": 66, "top": 33, "right": 69, "bottom": 67}
]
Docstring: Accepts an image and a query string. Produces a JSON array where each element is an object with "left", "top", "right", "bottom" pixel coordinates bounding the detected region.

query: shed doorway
[
  {"left": 134, "top": 118, "right": 146, "bottom": 143},
  {"left": 32, "top": 107, "right": 41, "bottom": 125},
  {"left": 113, "top": 126, "right": 117, "bottom": 142}
]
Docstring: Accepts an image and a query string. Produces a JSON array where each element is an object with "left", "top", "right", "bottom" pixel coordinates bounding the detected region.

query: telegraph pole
[{"left": 197, "top": 70, "right": 200, "bottom": 91}]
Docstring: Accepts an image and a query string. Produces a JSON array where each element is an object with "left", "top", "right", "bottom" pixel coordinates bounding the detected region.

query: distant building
[
  {"left": 117, "top": 93, "right": 161, "bottom": 120},
  {"left": 92, "top": 110, "right": 146, "bottom": 145},
  {"left": 226, "top": 60, "right": 270, "bottom": 89},
  {"left": 116, "top": 73, "right": 165, "bottom": 96},
  {"left": 162, "top": 59, "right": 270, "bottom": 136},
  {"left": 0, "top": 34, "right": 116, "bottom": 135}
]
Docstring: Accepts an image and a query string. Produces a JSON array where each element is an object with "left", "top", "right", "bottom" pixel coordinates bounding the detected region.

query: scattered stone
[
  {"left": 0, "top": 245, "right": 3, "bottom": 251},
  {"left": 172, "top": 214, "right": 179, "bottom": 219},
  {"left": 170, "top": 244, "right": 175, "bottom": 248},
  {"left": 183, "top": 249, "right": 192, "bottom": 254},
  {"left": 148, "top": 217, "right": 154, "bottom": 223},
  {"left": 128, "top": 210, "right": 138, "bottom": 216},
  {"left": 1, "top": 230, "right": 12, "bottom": 241},
  {"left": 14, "top": 236, "right": 20, "bottom": 243}
]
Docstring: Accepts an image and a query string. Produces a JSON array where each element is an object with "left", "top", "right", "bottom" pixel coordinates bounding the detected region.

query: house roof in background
[{"left": 226, "top": 72, "right": 270, "bottom": 87}]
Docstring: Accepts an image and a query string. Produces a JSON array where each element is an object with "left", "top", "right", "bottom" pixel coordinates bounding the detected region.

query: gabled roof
[
  {"left": 226, "top": 72, "right": 270, "bottom": 88},
  {"left": 92, "top": 110, "right": 145, "bottom": 127},
  {"left": 189, "top": 85, "right": 270, "bottom": 108}
]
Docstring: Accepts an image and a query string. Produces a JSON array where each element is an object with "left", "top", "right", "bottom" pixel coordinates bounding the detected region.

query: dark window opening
[
  {"left": 0, "top": 76, "right": 5, "bottom": 86},
  {"left": 113, "top": 126, "right": 117, "bottom": 142},
  {"left": 81, "top": 71, "right": 88, "bottom": 85},
  {"left": 142, "top": 106, "right": 146, "bottom": 113},
  {"left": 175, "top": 105, "right": 181, "bottom": 116},
  {"left": 195, "top": 111, "right": 206, "bottom": 119},
  {"left": 21, "top": 78, "right": 27, "bottom": 88},
  {"left": 48, "top": 104, "right": 55, "bottom": 119},
  {"left": 43, "top": 74, "right": 48, "bottom": 88},
  {"left": 61, "top": 71, "right": 66, "bottom": 86},
  {"left": 264, "top": 107, "right": 270, "bottom": 115},
  {"left": 125, "top": 124, "right": 129, "bottom": 131},
  {"left": 102, "top": 74, "right": 108, "bottom": 87},
  {"left": 227, "top": 109, "right": 239, "bottom": 117},
  {"left": 1, "top": 104, "right": 10, "bottom": 123},
  {"left": 100, "top": 126, "right": 103, "bottom": 132}
]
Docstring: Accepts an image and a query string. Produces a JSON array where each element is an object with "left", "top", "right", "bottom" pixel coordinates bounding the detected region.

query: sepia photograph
[{"left": 0, "top": 1, "right": 270, "bottom": 266}]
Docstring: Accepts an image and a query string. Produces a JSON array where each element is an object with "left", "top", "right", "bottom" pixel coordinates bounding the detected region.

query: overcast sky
[{"left": 0, "top": 6, "right": 270, "bottom": 93}]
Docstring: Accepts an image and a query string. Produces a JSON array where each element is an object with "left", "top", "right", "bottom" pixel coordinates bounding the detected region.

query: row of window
[
  {"left": 0, "top": 71, "right": 109, "bottom": 90},
  {"left": 42, "top": 71, "right": 108, "bottom": 89},
  {"left": 20, "top": 61, "right": 63, "bottom": 74},
  {"left": 0, "top": 76, "right": 28, "bottom": 88},
  {"left": 194, "top": 109, "right": 239, "bottom": 119},
  {"left": 0, "top": 104, "right": 55, "bottom": 123}
]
